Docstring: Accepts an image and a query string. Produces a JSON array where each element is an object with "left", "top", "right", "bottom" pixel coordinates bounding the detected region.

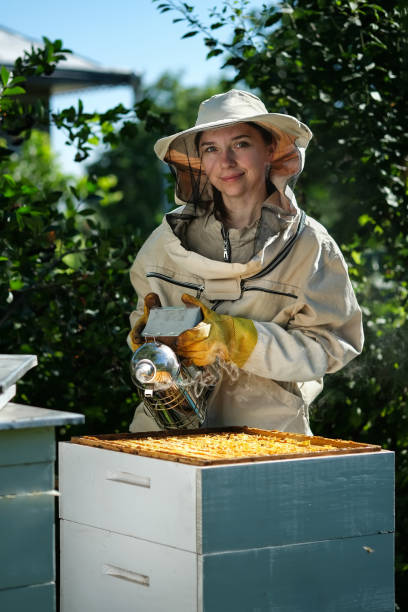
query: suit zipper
[
  {"left": 221, "top": 226, "right": 231, "bottom": 263},
  {"left": 146, "top": 272, "right": 204, "bottom": 298},
  {"left": 242, "top": 285, "right": 298, "bottom": 299}
]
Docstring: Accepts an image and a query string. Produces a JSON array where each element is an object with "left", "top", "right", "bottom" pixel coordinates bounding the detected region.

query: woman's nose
[{"left": 220, "top": 147, "right": 236, "bottom": 166}]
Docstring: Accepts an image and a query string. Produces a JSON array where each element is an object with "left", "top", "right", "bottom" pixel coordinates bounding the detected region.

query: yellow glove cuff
[{"left": 229, "top": 317, "right": 258, "bottom": 368}]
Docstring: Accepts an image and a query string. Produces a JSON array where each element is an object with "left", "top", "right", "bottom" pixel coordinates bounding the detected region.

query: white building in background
[{"left": 0, "top": 24, "right": 139, "bottom": 105}]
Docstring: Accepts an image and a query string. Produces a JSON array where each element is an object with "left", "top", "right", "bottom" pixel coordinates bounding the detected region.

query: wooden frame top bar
[{"left": 71, "top": 427, "right": 382, "bottom": 466}]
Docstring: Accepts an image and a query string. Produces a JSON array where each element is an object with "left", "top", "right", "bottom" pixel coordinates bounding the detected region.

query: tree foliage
[{"left": 0, "top": 39, "right": 172, "bottom": 434}]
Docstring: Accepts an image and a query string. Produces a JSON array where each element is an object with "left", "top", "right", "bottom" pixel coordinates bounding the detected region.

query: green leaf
[
  {"left": 62, "top": 252, "right": 85, "bottom": 270},
  {"left": 101, "top": 121, "right": 114, "bottom": 135},
  {"left": 351, "top": 250, "right": 362, "bottom": 265},
  {"left": 207, "top": 49, "right": 223, "bottom": 59},
  {"left": 70, "top": 186, "right": 80, "bottom": 199},
  {"left": 3, "top": 174, "right": 16, "bottom": 187},
  {"left": 358, "top": 214, "right": 375, "bottom": 226},
  {"left": 2, "top": 86, "right": 26, "bottom": 96},
  {"left": 16, "top": 205, "right": 33, "bottom": 215},
  {"left": 9, "top": 278, "right": 24, "bottom": 290},
  {"left": 182, "top": 31, "right": 199, "bottom": 38},
  {"left": 21, "top": 184, "right": 39, "bottom": 195},
  {"left": 1, "top": 65, "right": 9, "bottom": 86},
  {"left": 204, "top": 37, "right": 217, "bottom": 48},
  {"left": 46, "top": 190, "right": 64, "bottom": 203},
  {"left": 9, "top": 76, "right": 26, "bottom": 86},
  {"left": 264, "top": 13, "right": 281, "bottom": 27}
]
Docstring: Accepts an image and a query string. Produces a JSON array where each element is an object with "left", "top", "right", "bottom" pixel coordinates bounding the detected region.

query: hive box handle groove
[
  {"left": 105, "top": 470, "right": 151, "bottom": 488},
  {"left": 102, "top": 563, "right": 150, "bottom": 586}
]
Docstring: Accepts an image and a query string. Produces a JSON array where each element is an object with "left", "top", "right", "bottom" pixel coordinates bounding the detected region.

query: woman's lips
[{"left": 220, "top": 173, "right": 244, "bottom": 182}]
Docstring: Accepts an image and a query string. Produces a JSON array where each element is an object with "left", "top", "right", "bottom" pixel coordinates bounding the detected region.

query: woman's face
[{"left": 198, "top": 123, "right": 274, "bottom": 205}]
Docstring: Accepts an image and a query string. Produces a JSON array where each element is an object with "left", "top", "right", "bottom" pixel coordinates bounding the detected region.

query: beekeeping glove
[
  {"left": 176, "top": 293, "right": 257, "bottom": 368},
  {"left": 129, "top": 292, "right": 162, "bottom": 352}
]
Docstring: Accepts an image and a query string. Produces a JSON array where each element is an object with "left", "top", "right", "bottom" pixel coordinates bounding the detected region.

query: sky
[{"left": 2, "top": 0, "right": 265, "bottom": 174}]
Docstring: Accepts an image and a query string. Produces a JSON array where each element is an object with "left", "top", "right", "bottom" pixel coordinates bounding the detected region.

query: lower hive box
[{"left": 59, "top": 428, "right": 394, "bottom": 612}]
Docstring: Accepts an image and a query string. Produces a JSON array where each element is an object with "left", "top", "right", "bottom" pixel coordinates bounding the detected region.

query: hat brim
[{"left": 154, "top": 112, "right": 312, "bottom": 161}]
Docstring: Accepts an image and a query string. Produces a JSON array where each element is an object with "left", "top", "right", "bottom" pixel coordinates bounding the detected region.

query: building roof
[{"left": 0, "top": 25, "right": 140, "bottom": 94}]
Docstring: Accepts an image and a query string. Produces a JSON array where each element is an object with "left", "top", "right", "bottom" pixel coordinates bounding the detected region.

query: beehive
[
  {"left": 0, "top": 354, "right": 84, "bottom": 612},
  {"left": 59, "top": 428, "right": 394, "bottom": 611}
]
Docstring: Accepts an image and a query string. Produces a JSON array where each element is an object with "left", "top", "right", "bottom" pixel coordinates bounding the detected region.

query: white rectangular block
[
  {"left": 59, "top": 443, "right": 394, "bottom": 554},
  {"left": 60, "top": 521, "right": 394, "bottom": 612},
  {"left": 60, "top": 520, "right": 197, "bottom": 612},
  {"left": 59, "top": 443, "right": 198, "bottom": 552}
]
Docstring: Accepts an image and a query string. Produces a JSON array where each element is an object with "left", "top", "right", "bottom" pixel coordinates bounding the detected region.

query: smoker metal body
[
  {"left": 130, "top": 342, "right": 213, "bottom": 429},
  {"left": 130, "top": 306, "right": 214, "bottom": 430}
]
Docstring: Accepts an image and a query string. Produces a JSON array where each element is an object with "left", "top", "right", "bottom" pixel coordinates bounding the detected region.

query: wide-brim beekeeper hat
[{"left": 154, "top": 89, "right": 313, "bottom": 208}]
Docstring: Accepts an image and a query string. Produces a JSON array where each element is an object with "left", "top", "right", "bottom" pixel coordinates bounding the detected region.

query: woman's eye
[
  {"left": 203, "top": 145, "right": 217, "bottom": 153},
  {"left": 235, "top": 140, "right": 250, "bottom": 149}
]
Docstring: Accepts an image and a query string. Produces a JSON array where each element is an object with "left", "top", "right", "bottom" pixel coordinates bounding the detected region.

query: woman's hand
[
  {"left": 129, "top": 293, "right": 162, "bottom": 352},
  {"left": 176, "top": 293, "right": 257, "bottom": 367}
]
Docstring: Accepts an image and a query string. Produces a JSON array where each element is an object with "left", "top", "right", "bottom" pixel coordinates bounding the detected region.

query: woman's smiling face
[{"left": 198, "top": 122, "right": 274, "bottom": 206}]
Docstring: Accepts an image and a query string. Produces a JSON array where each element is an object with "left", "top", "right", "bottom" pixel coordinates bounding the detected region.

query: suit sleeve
[
  {"left": 242, "top": 250, "right": 364, "bottom": 381},
  {"left": 126, "top": 252, "right": 152, "bottom": 350}
]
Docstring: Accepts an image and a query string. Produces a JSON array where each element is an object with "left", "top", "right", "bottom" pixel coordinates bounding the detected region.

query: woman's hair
[{"left": 193, "top": 122, "right": 276, "bottom": 221}]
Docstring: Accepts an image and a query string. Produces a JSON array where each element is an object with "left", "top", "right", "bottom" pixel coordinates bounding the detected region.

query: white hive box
[
  {"left": 0, "top": 354, "right": 84, "bottom": 612},
  {"left": 59, "top": 429, "right": 394, "bottom": 612}
]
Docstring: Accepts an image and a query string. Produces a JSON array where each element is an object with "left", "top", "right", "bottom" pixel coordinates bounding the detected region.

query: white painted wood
[
  {"left": 0, "top": 354, "right": 37, "bottom": 392},
  {"left": 60, "top": 519, "right": 198, "bottom": 612},
  {"left": 0, "top": 384, "right": 16, "bottom": 410},
  {"left": 59, "top": 443, "right": 199, "bottom": 552},
  {"left": 0, "top": 403, "right": 84, "bottom": 430},
  {"left": 195, "top": 468, "right": 203, "bottom": 555}
]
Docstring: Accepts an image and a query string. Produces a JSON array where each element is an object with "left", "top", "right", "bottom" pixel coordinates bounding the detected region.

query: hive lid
[
  {"left": 0, "top": 402, "right": 85, "bottom": 430},
  {"left": 71, "top": 427, "right": 382, "bottom": 466},
  {"left": 0, "top": 354, "right": 37, "bottom": 393}
]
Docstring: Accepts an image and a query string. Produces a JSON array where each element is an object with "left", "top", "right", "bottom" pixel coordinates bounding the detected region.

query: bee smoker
[{"left": 130, "top": 306, "right": 217, "bottom": 430}]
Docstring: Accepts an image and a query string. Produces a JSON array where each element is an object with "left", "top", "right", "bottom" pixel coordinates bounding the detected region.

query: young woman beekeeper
[{"left": 127, "top": 89, "right": 363, "bottom": 435}]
